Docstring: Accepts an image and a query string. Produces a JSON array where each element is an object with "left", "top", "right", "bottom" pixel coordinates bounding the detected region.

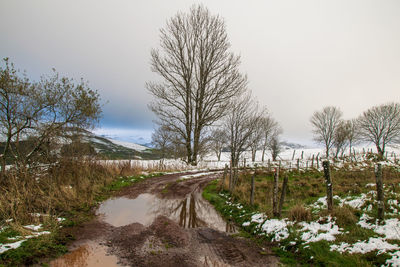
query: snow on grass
[
  {"left": 330, "top": 237, "right": 399, "bottom": 254},
  {"left": 387, "top": 251, "right": 400, "bottom": 267},
  {"left": 0, "top": 228, "right": 51, "bottom": 254},
  {"left": 260, "top": 219, "right": 293, "bottom": 241},
  {"left": 300, "top": 216, "right": 342, "bottom": 243},
  {"left": 23, "top": 224, "right": 43, "bottom": 231}
]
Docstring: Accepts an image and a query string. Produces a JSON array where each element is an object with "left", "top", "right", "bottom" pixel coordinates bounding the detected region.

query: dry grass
[
  {"left": 0, "top": 158, "right": 143, "bottom": 225},
  {"left": 288, "top": 204, "right": 312, "bottom": 222}
]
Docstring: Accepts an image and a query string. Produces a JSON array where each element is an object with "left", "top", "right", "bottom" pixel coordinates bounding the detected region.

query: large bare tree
[
  {"left": 147, "top": 5, "right": 246, "bottom": 165},
  {"left": 310, "top": 106, "right": 343, "bottom": 158},
  {"left": 358, "top": 103, "right": 400, "bottom": 159}
]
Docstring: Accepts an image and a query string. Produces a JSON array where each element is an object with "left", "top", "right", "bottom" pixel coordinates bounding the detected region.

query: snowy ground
[
  {"left": 100, "top": 144, "right": 400, "bottom": 171},
  {"left": 219, "top": 181, "right": 400, "bottom": 266}
]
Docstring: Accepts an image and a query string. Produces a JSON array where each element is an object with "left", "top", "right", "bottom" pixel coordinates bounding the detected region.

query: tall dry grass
[{"left": 0, "top": 158, "right": 144, "bottom": 225}]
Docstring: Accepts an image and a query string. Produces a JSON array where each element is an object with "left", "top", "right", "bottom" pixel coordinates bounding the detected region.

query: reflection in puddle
[
  {"left": 50, "top": 242, "right": 123, "bottom": 267},
  {"left": 97, "top": 190, "right": 236, "bottom": 232}
]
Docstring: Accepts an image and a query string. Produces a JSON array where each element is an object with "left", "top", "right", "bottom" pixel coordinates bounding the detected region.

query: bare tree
[
  {"left": 209, "top": 128, "right": 227, "bottom": 161},
  {"left": 269, "top": 134, "right": 282, "bottom": 161},
  {"left": 0, "top": 59, "right": 101, "bottom": 174},
  {"left": 147, "top": 5, "right": 247, "bottom": 165},
  {"left": 310, "top": 106, "right": 343, "bottom": 158},
  {"left": 151, "top": 124, "right": 174, "bottom": 159},
  {"left": 332, "top": 121, "right": 350, "bottom": 158},
  {"left": 248, "top": 114, "right": 265, "bottom": 162},
  {"left": 346, "top": 119, "right": 360, "bottom": 158},
  {"left": 260, "top": 116, "right": 279, "bottom": 162},
  {"left": 358, "top": 103, "right": 400, "bottom": 159},
  {"left": 223, "top": 93, "right": 261, "bottom": 168}
]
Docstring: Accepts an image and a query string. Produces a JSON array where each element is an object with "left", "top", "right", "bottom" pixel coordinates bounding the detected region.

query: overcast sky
[{"left": 1, "top": 0, "right": 399, "bottom": 145}]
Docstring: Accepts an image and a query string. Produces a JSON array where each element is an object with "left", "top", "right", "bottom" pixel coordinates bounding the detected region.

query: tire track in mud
[{"left": 51, "top": 171, "right": 279, "bottom": 267}]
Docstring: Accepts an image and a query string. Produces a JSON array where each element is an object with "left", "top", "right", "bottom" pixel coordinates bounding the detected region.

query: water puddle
[
  {"left": 97, "top": 190, "right": 235, "bottom": 232},
  {"left": 50, "top": 241, "right": 124, "bottom": 267}
]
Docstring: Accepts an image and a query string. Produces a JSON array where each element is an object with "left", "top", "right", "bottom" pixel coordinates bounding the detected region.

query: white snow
[
  {"left": 108, "top": 139, "right": 148, "bottom": 152},
  {"left": 23, "top": 224, "right": 42, "bottom": 231},
  {"left": 0, "top": 230, "right": 51, "bottom": 254},
  {"left": 330, "top": 238, "right": 399, "bottom": 254},
  {"left": 300, "top": 216, "right": 342, "bottom": 243},
  {"left": 179, "top": 171, "right": 221, "bottom": 180},
  {"left": 260, "top": 219, "right": 292, "bottom": 241}
]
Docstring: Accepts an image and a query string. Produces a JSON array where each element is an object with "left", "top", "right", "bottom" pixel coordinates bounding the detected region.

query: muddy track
[{"left": 51, "top": 171, "right": 279, "bottom": 267}]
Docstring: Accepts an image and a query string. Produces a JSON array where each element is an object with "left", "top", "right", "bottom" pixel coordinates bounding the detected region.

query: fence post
[
  {"left": 323, "top": 161, "right": 333, "bottom": 212},
  {"left": 375, "top": 163, "right": 384, "bottom": 222},
  {"left": 278, "top": 175, "right": 289, "bottom": 218},
  {"left": 250, "top": 166, "right": 256, "bottom": 205},
  {"left": 301, "top": 151, "right": 304, "bottom": 160},
  {"left": 297, "top": 158, "right": 300, "bottom": 172},
  {"left": 273, "top": 168, "right": 279, "bottom": 217},
  {"left": 292, "top": 150, "right": 296, "bottom": 160},
  {"left": 311, "top": 154, "right": 314, "bottom": 169}
]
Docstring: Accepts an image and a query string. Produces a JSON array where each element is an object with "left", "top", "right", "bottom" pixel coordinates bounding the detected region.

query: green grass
[{"left": 202, "top": 167, "right": 400, "bottom": 267}]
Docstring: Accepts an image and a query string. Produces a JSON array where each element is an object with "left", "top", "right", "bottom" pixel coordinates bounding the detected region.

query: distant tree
[
  {"left": 310, "top": 106, "right": 343, "bottom": 158},
  {"left": 147, "top": 5, "right": 246, "bottom": 165},
  {"left": 151, "top": 124, "right": 174, "bottom": 159},
  {"left": 269, "top": 130, "right": 283, "bottom": 161},
  {"left": 345, "top": 119, "right": 360, "bottom": 158},
  {"left": 223, "top": 93, "right": 261, "bottom": 167},
  {"left": 0, "top": 58, "right": 101, "bottom": 175},
  {"left": 260, "top": 116, "right": 279, "bottom": 162},
  {"left": 248, "top": 113, "right": 265, "bottom": 162},
  {"left": 209, "top": 128, "right": 227, "bottom": 161},
  {"left": 332, "top": 121, "right": 350, "bottom": 158},
  {"left": 357, "top": 103, "right": 400, "bottom": 159}
]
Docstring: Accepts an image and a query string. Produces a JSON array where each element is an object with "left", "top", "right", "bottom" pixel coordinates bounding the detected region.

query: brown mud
[{"left": 50, "top": 171, "right": 278, "bottom": 267}]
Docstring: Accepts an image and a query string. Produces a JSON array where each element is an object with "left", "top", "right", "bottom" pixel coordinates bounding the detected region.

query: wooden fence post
[
  {"left": 297, "top": 159, "right": 300, "bottom": 172},
  {"left": 311, "top": 154, "right": 314, "bottom": 169},
  {"left": 323, "top": 161, "right": 333, "bottom": 212},
  {"left": 250, "top": 166, "right": 256, "bottom": 205},
  {"left": 278, "top": 175, "right": 289, "bottom": 218},
  {"left": 375, "top": 163, "right": 384, "bottom": 222},
  {"left": 273, "top": 168, "right": 279, "bottom": 217},
  {"left": 292, "top": 150, "right": 296, "bottom": 160}
]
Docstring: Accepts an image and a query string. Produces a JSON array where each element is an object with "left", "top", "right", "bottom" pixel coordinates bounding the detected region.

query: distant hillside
[{"left": 81, "top": 131, "right": 159, "bottom": 160}]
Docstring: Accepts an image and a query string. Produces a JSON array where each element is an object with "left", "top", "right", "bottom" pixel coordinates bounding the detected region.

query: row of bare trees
[
  {"left": 148, "top": 5, "right": 282, "bottom": 166},
  {"left": 310, "top": 103, "right": 400, "bottom": 160}
]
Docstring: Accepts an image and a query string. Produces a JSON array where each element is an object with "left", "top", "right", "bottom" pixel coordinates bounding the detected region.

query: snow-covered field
[
  {"left": 101, "top": 144, "right": 400, "bottom": 171},
  {"left": 218, "top": 182, "right": 400, "bottom": 266}
]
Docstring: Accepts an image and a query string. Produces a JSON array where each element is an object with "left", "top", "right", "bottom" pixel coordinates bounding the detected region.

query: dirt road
[{"left": 51, "top": 171, "right": 279, "bottom": 267}]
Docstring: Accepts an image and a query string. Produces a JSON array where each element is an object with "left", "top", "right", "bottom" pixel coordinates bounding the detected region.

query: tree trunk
[{"left": 261, "top": 147, "right": 266, "bottom": 162}]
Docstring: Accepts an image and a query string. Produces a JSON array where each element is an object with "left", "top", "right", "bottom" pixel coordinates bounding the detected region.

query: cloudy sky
[{"left": 1, "top": 0, "right": 399, "bottom": 145}]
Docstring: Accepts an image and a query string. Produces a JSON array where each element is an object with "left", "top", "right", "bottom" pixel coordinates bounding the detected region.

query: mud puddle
[
  {"left": 50, "top": 241, "right": 124, "bottom": 267},
  {"left": 96, "top": 188, "right": 235, "bottom": 232}
]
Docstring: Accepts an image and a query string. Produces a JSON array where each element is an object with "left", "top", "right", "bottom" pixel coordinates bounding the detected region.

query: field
[{"left": 203, "top": 154, "right": 400, "bottom": 266}]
